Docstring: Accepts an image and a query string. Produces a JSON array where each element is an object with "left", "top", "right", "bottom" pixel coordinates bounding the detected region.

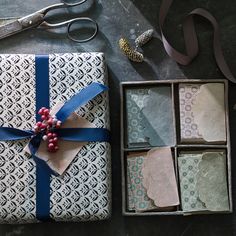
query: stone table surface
[{"left": 0, "top": 0, "right": 236, "bottom": 235}]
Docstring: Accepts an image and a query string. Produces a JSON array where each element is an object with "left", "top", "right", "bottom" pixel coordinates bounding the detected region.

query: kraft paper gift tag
[
  {"left": 126, "top": 87, "right": 175, "bottom": 147},
  {"left": 127, "top": 152, "right": 157, "bottom": 212},
  {"left": 178, "top": 151, "right": 229, "bottom": 213},
  {"left": 179, "top": 83, "right": 226, "bottom": 143},
  {"left": 24, "top": 102, "right": 95, "bottom": 175},
  {"left": 142, "top": 147, "right": 179, "bottom": 208}
]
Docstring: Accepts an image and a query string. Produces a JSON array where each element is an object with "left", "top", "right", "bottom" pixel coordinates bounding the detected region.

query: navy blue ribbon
[
  {"left": 56, "top": 82, "right": 108, "bottom": 123},
  {"left": 0, "top": 127, "right": 110, "bottom": 143},
  {"left": 0, "top": 55, "right": 109, "bottom": 222},
  {"left": 35, "top": 55, "right": 51, "bottom": 222},
  {"left": 0, "top": 127, "right": 33, "bottom": 140}
]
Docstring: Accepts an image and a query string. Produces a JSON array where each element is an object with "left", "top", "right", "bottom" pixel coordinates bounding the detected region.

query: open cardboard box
[{"left": 120, "top": 79, "right": 232, "bottom": 216}]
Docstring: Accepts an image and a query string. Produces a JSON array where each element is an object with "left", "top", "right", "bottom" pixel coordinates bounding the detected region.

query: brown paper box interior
[{"left": 120, "top": 79, "right": 232, "bottom": 216}]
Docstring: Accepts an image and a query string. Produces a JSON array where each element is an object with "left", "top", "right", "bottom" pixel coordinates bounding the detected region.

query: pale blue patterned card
[{"left": 126, "top": 87, "right": 175, "bottom": 147}]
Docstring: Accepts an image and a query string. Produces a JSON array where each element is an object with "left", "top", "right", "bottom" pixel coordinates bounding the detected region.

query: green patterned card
[{"left": 178, "top": 151, "right": 229, "bottom": 213}]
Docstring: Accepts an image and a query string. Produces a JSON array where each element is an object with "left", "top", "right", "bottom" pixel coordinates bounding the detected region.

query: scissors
[{"left": 0, "top": 0, "right": 98, "bottom": 43}]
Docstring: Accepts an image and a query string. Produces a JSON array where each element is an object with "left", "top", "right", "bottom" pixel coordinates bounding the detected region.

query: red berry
[
  {"left": 53, "top": 137, "right": 58, "bottom": 142},
  {"left": 55, "top": 146, "right": 59, "bottom": 151},
  {"left": 36, "top": 122, "right": 42, "bottom": 128},
  {"left": 34, "top": 126, "right": 39, "bottom": 132},
  {"left": 47, "top": 132, "right": 53, "bottom": 139},
  {"left": 41, "top": 123, "right": 46, "bottom": 129},
  {"left": 48, "top": 143, "right": 54, "bottom": 147},
  {"left": 52, "top": 133, "right": 57, "bottom": 138},
  {"left": 38, "top": 109, "right": 43, "bottom": 115},
  {"left": 48, "top": 143, "right": 54, "bottom": 149},
  {"left": 44, "top": 109, "right": 49, "bottom": 116},
  {"left": 47, "top": 118, "right": 53, "bottom": 126},
  {"left": 48, "top": 138, "right": 54, "bottom": 143},
  {"left": 56, "top": 121, "right": 61, "bottom": 128},
  {"left": 41, "top": 115, "right": 46, "bottom": 120}
]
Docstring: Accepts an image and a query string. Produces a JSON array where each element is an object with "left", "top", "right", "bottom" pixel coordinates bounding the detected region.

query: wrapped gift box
[{"left": 0, "top": 53, "right": 111, "bottom": 223}]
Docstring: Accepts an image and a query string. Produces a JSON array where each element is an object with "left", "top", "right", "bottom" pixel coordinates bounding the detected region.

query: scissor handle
[
  {"left": 39, "top": 0, "right": 87, "bottom": 15},
  {"left": 61, "top": 0, "right": 86, "bottom": 7},
  {"left": 67, "top": 17, "right": 98, "bottom": 43},
  {"left": 39, "top": 17, "right": 98, "bottom": 43}
]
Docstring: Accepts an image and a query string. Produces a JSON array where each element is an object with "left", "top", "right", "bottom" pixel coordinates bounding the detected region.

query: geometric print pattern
[
  {"left": 0, "top": 53, "right": 111, "bottom": 223},
  {"left": 127, "top": 154, "right": 156, "bottom": 212},
  {"left": 179, "top": 84, "right": 203, "bottom": 142},
  {"left": 178, "top": 153, "right": 206, "bottom": 212},
  {"left": 126, "top": 89, "right": 149, "bottom": 147}
]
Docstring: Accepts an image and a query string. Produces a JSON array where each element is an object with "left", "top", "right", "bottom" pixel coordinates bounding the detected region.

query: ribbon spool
[{"left": 159, "top": 0, "right": 236, "bottom": 83}]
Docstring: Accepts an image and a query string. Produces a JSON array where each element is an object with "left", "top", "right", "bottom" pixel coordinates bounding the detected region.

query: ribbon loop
[
  {"left": 56, "top": 82, "right": 108, "bottom": 123},
  {"left": 159, "top": 0, "right": 236, "bottom": 83}
]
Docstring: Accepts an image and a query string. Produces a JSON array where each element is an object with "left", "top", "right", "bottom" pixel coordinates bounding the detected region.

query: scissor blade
[{"left": 0, "top": 20, "right": 23, "bottom": 40}]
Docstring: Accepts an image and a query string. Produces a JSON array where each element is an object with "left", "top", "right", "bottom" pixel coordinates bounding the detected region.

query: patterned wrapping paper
[{"left": 0, "top": 53, "right": 111, "bottom": 223}]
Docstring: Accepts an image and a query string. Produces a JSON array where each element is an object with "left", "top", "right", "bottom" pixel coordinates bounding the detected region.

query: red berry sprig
[{"left": 35, "top": 107, "right": 62, "bottom": 153}]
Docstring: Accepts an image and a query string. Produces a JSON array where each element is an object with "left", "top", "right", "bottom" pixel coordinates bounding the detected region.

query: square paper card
[
  {"left": 127, "top": 147, "right": 179, "bottom": 212},
  {"left": 178, "top": 150, "right": 229, "bottom": 213},
  {"left": 179, "top": 83, "right": 226, "bottom": 143},
  {"left": 125, "top": 86, "right": 175, "bottom": 147}
]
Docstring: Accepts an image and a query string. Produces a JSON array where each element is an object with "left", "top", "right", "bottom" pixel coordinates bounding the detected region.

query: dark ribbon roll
[{"left": 159, "top": 0, "right": 236, "bottom": 83}]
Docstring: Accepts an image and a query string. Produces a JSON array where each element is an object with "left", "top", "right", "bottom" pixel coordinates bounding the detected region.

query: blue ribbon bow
[{"left": 0, "top": 82, "right": 110, "bottom": 147}]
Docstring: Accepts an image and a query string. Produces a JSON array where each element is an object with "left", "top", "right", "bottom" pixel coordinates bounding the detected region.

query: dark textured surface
[{"left": 0, "top": 0, "right": 236, "bottom": 235}]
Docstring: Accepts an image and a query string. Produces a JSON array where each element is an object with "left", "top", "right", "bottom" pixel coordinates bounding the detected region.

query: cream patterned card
[
  {"left": 179, "top": 83, "right": 226, "bottom": 143},
  {"left": 142, "top": 147, "right": 179, "bottom": 208}
]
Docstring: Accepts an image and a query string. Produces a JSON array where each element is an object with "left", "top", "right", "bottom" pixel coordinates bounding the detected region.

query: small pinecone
[
  {"left": 119, "top": 38, "right": 144, "bottom": 62},
  {"left": 135, "top": 29, "right": 154, "bottom": 47}
]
